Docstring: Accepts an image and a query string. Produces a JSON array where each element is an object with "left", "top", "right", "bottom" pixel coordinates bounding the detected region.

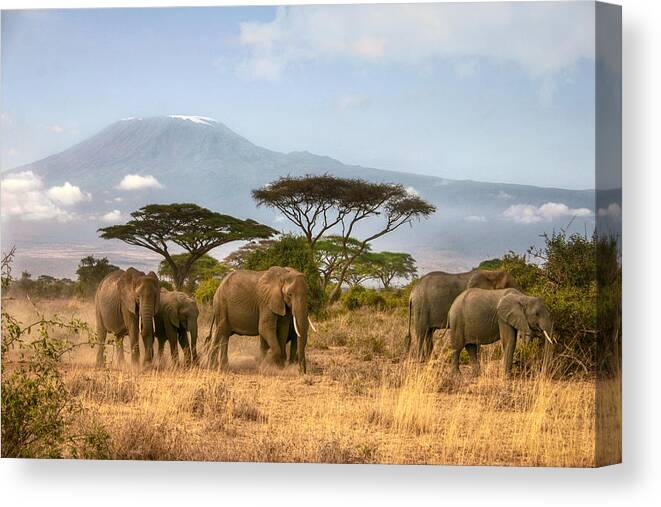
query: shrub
[
  {"left": 341, "top": 285, "right": 410, "bottom": 312},
  {"left": 195, "top": 277, "right": 221, "bottom": 304},
  {"left": 1, "top": 312, "right": 109, "bottom": 458}
]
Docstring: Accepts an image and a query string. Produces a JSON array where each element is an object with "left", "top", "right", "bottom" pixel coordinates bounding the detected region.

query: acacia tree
[
  {"left": 99, "top": 203, "right": 276, "bottom": 290},
  {"left": 253, "top": 175, "right": 435, "bottom": 301},
  {"left": 314, "top": 236, "right": 369, "bottom": 290},
  {"left": 158, "top": 253, "right": 229, "bottom": 293},
  {"left": 75, "top": 256, "right": 119, "bottom": 297},
  {"left": 367, "top": 251, "right": 417, "bottom": 289}
]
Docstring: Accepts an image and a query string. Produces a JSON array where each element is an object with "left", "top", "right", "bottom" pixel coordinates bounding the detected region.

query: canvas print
[{"left": 1, "top": 2, "right": 621, "bottom": 466}]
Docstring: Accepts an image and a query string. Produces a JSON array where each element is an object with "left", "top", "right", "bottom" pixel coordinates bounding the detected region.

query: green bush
[
  {"left": 341, "top": 285, "right": 411, "bottom": 312},
  {"left": 482, "top": 231, "right": 620, "bottom": 376},
  {"left": 1, "top": 312, "right": 110, "bottom": 458},
  {"left": 194, "top": 277, "right": 221, "bottom": 304}
]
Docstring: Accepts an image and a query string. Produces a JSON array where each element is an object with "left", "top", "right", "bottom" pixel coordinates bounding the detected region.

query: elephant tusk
[
  {"left": 307, "top": 316, "right": 318, "bottom": 333},
  {"left": 543, "top": 329, "right": 554, "bottom": 345},
  {"left": 153, "top": 317, "right": 157, "bottom": 334},
  {"left": 293, "top": 316, "right": 302, "bottom": 338}
]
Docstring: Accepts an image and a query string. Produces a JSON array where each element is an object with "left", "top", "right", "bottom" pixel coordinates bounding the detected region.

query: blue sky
[{"left": 2, "top": 3, "right": 597, "bottom": 189}]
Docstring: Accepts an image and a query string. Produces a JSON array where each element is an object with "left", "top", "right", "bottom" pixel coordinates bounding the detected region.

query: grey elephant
[
  {"left": 447, "top": 288, "right": 554, "bottom": 376},
  {"left": 94, "top": 267, "right": 160, "bottom": 367},
  {"left": 406, "top": 269, "right": 516, "bottom": 360},
  {"left": 154, "top": 288, "right": 199, "bottom": 366},
  {"left": 207, "top": 266, "right": 314, "bottom": 374}
]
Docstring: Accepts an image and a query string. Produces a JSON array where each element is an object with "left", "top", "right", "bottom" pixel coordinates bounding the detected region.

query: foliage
[
  {"left": 253, "top": 175, "right": 435, "bottom": 300},
  {"left": 76, "top": 255, "right": 119, "bottom": 298},
  {"left": 484, "top": 231, "right": 621, "bottom": 376},
  {"left": 2, "top": 245, "right": 16, "bottom": 289},
  {"left": 1, "top": 312, "right": 110, "bottom": 458},
  {"left": 315, "top": 236, "right": 367, "bottom": 290},
  {"left": 223, "top": 239, "right": 275, "bottom": 270},
  {"left": 341, "top": 285, "right": 411, "bottom": 312},
  {"left": 9, "top": 272, "right": 78, "bottom": 300},
  {"left": 98, "top": 203, "right": 276, "bottom": 290},
  {"left": 194, "top": 277, "right": 222, "bottom": 304},
  {"left": 242, "top": 234, "right": 325, "bottom": 313},
  {"left": 363, "top": 251, "right": 417, "bottom": 289},
  {"left": 158, "top": 253, "right": 229, "bottom": 294}
]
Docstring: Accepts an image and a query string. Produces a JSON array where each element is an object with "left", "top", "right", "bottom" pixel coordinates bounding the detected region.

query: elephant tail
[
  {"left": 205, "top": 313, "right": 216, "bottom": 346},
  {"left": 404, "top": 297, "right": 413, "bottom": 352}
]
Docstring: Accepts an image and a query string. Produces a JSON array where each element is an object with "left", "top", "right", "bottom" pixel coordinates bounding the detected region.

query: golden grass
[{"left": 2, "top": 298, "right": 620, "bottom": 466}]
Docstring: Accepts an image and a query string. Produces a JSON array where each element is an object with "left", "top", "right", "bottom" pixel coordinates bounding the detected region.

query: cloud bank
[
  {"left": 503, "top": 202, "right": 592, "bottom": 224},
  {"left": 1, "top": 171, "right": 91, "bottom": 222},
  {"left": 237, "top": 3, "right": 594, "bottom": 81}
]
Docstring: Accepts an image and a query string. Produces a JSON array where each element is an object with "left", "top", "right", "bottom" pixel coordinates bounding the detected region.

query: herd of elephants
[{"left": 93, "top": 265, "right": 555, "bottom": 377}]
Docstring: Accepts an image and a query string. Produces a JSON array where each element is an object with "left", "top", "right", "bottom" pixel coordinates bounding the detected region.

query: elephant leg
[
  {"left": 125, "top": 315, "right": 140, "bottom": 367},
  {"left": 289, "top": 334, "right": 298, "bottom": 364},
  {"left": 156, "top": 337, "right": 166, "bottom": 365},
  {"left": 259, "top": 337, "right": 269, "bottom": 364},
  {"left": 499, "top": 322, "right": 517, "bottom": 377},
  {"left": 259, "top": 316, "right": 284, "bottom": 368},
  {"left": 209, "top": 320, "right": 230, "bottom": 370},
  {"left": 451, "top": 348, "right": 461, "bottom": 373},
  {"left": 95, "top": 315, "right": 107, "bottom": 368},
  {"left": 418, "top": 328, "right": 433, "bottom": 361},
  {"left": 466, "top": 343, "right": 480, "bottom": 376},
  {"left": 164, "top": 322, "right": 179, "bottom": 367},
  {"left": 177, "top": 328, "right": 192, "bottom": 366},
  {"left": 116, "top": 335, "right": 126, "bottom": 365}
]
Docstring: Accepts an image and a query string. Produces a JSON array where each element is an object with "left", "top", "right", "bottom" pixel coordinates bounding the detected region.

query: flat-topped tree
[
  {"left": 98, "top": 203, "right": 277, "bottom": 290},
  {"left": 367, "top": 251, "right": 417, "bottom": 289},
  {"left": 253, "top": 175, "right": 435, "bottom": 301}
]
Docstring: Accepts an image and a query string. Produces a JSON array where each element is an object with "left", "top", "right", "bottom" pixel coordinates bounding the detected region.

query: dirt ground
[{"left": 2, "top": 297, "right": 620, "bottom": 466}]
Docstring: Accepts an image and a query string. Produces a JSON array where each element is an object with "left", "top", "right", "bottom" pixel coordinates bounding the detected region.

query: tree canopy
[
  {"left": 98, "top": 203, "right": 276, "bottom": 290},
  {"left": 158, "top": 253, "right": 229, "bottom": 294},
  {"left": 365, "top": 251, "right": 417, "bottom": 289},
  {"left": 76, "top": 256, "right": 119, "bottom": 297},
  {"left": 314, "top": 235, "right": 368, "bottom": 290},
  {"left": 252, "top": 175, "right": 435, "bottom": 300}
]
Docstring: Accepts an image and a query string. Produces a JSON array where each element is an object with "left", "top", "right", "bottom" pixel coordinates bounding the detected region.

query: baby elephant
[
  {"left": 154, "top": 289, "right": 199, "bottom": 366},
  {"left": 448, "top": 288, "right": 554, "bottom": 376}
]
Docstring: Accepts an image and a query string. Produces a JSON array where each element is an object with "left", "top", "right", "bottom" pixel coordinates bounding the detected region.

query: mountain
[{"left": 3, "top": 115, "right": 602, "bottom": 277}]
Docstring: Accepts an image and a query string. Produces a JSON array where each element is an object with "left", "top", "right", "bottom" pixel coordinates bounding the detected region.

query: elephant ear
[
  {"left": 497, "top": 293, "right": 530, "bottom": 334},
  {"left": 258, "top": 268, "right": 286, "bottom": 316},
  {"left": 118, "top": 270, "right": 138, "bottom": 315}
]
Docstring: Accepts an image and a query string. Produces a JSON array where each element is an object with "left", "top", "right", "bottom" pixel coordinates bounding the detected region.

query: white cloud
[
  {"left": 47, "top": 124, "right": 65, "bottom": 134},
  {"left": 7, "top": 148, "right": 18, "bottom": 156},
  {"left": 0, "top": 171, "right": 86, "bottom": 222},
  {"left": 273, "top": 215, "right": 287, "bottom": 223},
  {"left": 405, "top": 186, "right": 419, "bottom": 196},
  {"left": 237, "top": 4, "right": 594, "bottom": 81},
  {"left": 336, "top": 94, "right": 371, "bottom": 111},
  {"left": 464, "top": 215, "right": 486, "bottom": 223},
  {"left": 47, "top": 182, "right": 91, "bottom": 205},
  {"left": 503, "top": 202, "right": 593, "bottom": 224},
  {"left": 101, "top": 210, "right": 122, "bottom": 223},
  {"left": 597, "top": 203, "right": 622, "bottom": 221},
  {"left": 117, "top": 174, "right": 163, "bottom": 191},
  {"left": 496, "top": 190, "right": 513, "bottom": 200}
]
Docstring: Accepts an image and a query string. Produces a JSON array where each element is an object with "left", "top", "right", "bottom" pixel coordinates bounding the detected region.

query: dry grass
[{"left": 2, "top": 298, "right": 620, "bottom": 466}]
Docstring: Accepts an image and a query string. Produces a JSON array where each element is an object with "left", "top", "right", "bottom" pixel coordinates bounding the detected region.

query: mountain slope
[{"left": 5, "top": 115, "right": 599, "bottom": 276}]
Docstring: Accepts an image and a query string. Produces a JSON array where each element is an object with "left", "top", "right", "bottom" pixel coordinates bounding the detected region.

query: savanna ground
[{"left": 1, "top": 296, "right": 620, "bottom": 466}]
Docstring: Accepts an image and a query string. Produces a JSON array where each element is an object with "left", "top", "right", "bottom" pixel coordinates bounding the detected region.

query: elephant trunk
[
  {"left": 292, "top": 298, "right": 308, "bottom": 374},
  {"left": 140, "top": 303, "right": 156, "bottom": 363}
]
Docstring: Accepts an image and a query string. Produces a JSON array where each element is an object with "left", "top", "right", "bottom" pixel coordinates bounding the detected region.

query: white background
[{"left": 0, "top": 0, "right": 658, "bottom": 505}]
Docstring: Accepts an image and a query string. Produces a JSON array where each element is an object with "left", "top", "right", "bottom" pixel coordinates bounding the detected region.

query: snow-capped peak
[{"left": 169, "top": 115, "right": 218, "bottom": 126}]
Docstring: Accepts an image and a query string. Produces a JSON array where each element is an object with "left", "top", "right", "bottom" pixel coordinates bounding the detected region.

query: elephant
[
  {"left": 94, "top": 267, "right": 160, "bottom": 367},
  {"left": 406, "top": 269, "right": 516, "bottom": 360},
  {"left": 207, "top": 266, "right": 314, "bottom": 374},
  {"left": 447, "top": 288, "right": 554, "bottom": 376},
  {"left": 153, "top": 288, "right": 199, "bottom": 366}
]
